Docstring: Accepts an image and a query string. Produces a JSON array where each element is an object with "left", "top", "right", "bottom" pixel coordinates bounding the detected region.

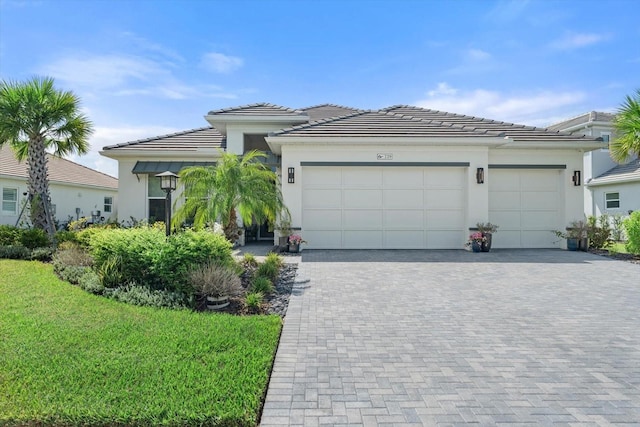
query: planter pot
[
  {"left": 289, "top": 243, "right": 300, "bottom": 253},
  {"left": 278, "top": 236, "right": 289, "bottom": 252},
  {"left": 480, "top": 233, "right": 492, "bottom": 252},
  {"left": 206, "top": 295, "right": 229, "bottom": 310},
  {"left": 578, "top": 237, "right": 589, "bottom": 252},
  {"left": 566, "top": 237, "right": 579, "bottom": 251},
  {"left": 471, "top": 242, "right": 481, "bottom": 252}
]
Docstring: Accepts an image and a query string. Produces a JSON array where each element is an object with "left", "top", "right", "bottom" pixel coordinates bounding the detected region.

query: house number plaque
[{"left": 377, "top": 153, "right": 393, "bottom": 160}]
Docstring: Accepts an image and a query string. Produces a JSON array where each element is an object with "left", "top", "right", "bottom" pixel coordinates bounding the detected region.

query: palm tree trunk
[
  {"left": 223, "top": 208, "right": 241, "bottom": 243},
  {"left": 27, "top": 137, "right": 55, "bottom": 239}
]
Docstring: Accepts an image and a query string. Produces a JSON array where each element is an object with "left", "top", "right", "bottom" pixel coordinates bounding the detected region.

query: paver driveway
[{"left": 260, "top": 249, "right": 640, "bottom": 426}]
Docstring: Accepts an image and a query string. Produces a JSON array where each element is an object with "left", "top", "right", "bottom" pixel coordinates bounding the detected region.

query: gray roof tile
[
  {"left": 302, "top": 104, "right": 363, "bottom": 121},
  {"left": 1, "top": 145, "right": 118, "bottom": 188},
  {"left": 589, "top": 159, "right": 640, "bottom": 185},
  {"left": 102, "top": 127, "right": 225, "bottom": 151},
  {"left": 207, "top": 102, "right": 308, "bottom": 117},
  {"left": 547, "top": 111, "right": 616, "bottom": 131}
]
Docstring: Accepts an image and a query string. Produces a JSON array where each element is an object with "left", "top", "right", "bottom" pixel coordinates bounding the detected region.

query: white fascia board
[
  {"left": 587, "top": 176, "right": 640, "bottom": 187},
  {"left": 99, "top": 150, "right": 223, "bottom": 160},
  {"left": 557, "top": 121, "right": 612, "bottom": 133},
  {"left": 204, "top": 114, "right": 309, "bottom": 134},
  {"left": 499, "top": 140, "right": 606, "bottom": 151},
  {"left": 265, "top": 136, "right": 506, "bottom": 154}
]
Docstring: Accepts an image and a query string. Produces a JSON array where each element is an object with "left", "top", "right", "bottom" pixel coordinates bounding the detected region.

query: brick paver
[{"left": 260, "top": 249, "right": 640, "bottom": 426}]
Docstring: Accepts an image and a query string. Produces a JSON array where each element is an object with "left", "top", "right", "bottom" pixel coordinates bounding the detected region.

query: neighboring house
[
  {"left": 0, "top": 146, "right": 118, "bottom": 228},
  {"left": 101, "top": 103, "right": 603, "bottom": 250},
  {"left": 548, "top": 111, "right": 639, "bottom": 218}
]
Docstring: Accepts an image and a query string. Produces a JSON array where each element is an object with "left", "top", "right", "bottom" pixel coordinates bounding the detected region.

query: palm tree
[
  {"left": 611, "top": 88, "right": 640, "bottom": 163},
  {"left": 0, "top": 76, "right": 93, "bottom": 239},
  {"left": 172, "top": 150, "right": 289, "bottom": 242}
]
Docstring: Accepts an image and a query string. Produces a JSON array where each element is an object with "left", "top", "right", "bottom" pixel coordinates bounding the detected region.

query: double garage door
[
  {"left": 302, "top": 166, "right": 466, "bottom": 249},
  {"left": 301, "top": 165, "right": 563, "bottom": 249}
]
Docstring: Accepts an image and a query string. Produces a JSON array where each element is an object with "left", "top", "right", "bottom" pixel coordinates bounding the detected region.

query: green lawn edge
[{"left": 0, "top": 260, "right": 282, "bottom": 427}]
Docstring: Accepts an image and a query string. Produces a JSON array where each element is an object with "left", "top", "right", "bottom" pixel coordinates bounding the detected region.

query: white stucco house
[
  {"left": 0, "top": 146, "right": 118, "bottom": 228},
  {"left": 101, "top": 103, "right": 604, "bottom": 249},
  {"left": 548, "top": 111, "right": 640, "bottom": 218}
]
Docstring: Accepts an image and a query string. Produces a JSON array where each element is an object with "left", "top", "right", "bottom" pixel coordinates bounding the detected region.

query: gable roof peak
[{"left": 207, "top": 102, "right": 307, "bottom": 116}]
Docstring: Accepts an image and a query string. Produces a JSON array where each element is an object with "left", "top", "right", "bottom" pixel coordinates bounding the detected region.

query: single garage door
[
  {"left": 302, "top": 166, "right": 466, "bottom": 249},
  {"left": 489, "top": 168, "right": 562, "bottom": 248}
]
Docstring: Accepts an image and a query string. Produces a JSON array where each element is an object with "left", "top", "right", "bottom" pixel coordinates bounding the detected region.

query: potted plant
[
  {"left": 476, "top": 222, "right": 499, "bottom": 252},
  {"left": 188, "top": 262, "right": 244, "bottom": 310},
  {"left": 288, "top": 234, "right": 306, "bottom": 253},
  {"left": 465, "top": 232, "right": 486, "bottom": 253},
  {"left": 276, "top": 220, "right": 292, "bottom": 252},
  {"left": 554, "top": 220, "right": 588, "bottom": 251}
]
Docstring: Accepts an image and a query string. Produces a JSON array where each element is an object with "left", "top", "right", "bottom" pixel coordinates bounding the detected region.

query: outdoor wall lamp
[
  {"left": 572, "top": 170, "right": 581, "bottom": 186},
  {"left": 156, "top": 171, "right": 179, "bottom": 236},
  {"left": 288, "top": 167, "right": 295, "bottom": 183},
  {"left": 476, "top": 167, "right": 484, "bottom": 184}
]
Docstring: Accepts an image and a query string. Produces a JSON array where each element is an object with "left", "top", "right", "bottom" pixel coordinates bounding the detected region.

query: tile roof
[
  {"left": 269, "top": 110, "right": 499, "bottom": 138},
  {"left": 102, "top": 126, "right": 225, "bottom": 151},
  {"left": 302, "top": 104, "right": 363, "bottom": 121},
  {"left": 547, "top": 111, "right": 616, "bottom": 131},
  {"left": 588, "top": 158, "right": 640, "bottom": 186},
  {"left": 0, "top": 145, "right": 118, "bottom": 189},
  {"left": 207, "top": 102, "right": 308, "bottom": 117},
  {"left": 384, "top": 105, "right": 597, "bottom": 142}
]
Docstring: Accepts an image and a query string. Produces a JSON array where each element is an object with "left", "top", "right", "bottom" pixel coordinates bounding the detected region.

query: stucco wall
[
  {"left": 0, "top": 176, "right": 117, "bottom": 227},
  {"left": 589, "top": 181, "right": 640, "bottom": 218}
]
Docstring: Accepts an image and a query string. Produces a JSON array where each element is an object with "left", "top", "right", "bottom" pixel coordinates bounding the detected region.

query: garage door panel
[
  {"left": 489, "top": 211, "right": 521, "bottom": 228},
  {"left": 521, "top": 171, "right": 559, "bottom": 190},
  {"left": 426, "top": 210, "right": 464, "bottom": 229},
  {"left": 426, "top": 231, "right": 461, "bottom": 249},
  {"left": 493, "top": 231, "right": 522, "bottom": 248},
  {"left": 344, "top": 189, "right": 382, "bottom": 208},
  {"left": 304, "top": 230, "right": 342, "bottom": 249},
  {"left": 304, "top": 167, "right": 341, "bottom": 187},
  {"left": 303, "top": 189, "right": 342, "bottom": 208},
  {"left": 521, "top": 211, "right": 557, "bottom": 229},
  {"left": 344, "top": 230, "right": 383, "bottom": 248},
  {"left": 426, "top": 189, "right": 464, "bottom": 208},
  {"left": 489, "top": 192, "right": 521, "bottom": 210},
  {"left": 344, "top": 210, "right": 382, "bottom": 228},
  {"left": 383, "top": 189, "right": 423, "bottom": 209},
  {"left": 521, "top": 192, "right": 557, "bottom": 210},
  {"left": 426, "top": 169, "right": 465, "bottom": 187},
  {"left": 384, "top": 210, "right": 424, "bottom": 229},
  {"left": 343, "top": 169, "right": 382, "bottom": 187},
  {"left": 489, "top": 172, "right": 520, "bottom": 190},
  {"left": 303, "top": 210, "right": 342, "bottom": 229},
  {"left": 383, "top": 169, "right": 423, "bottom": 188},
  {"left": 522, "top": 231, "right": 559, "bottom": 248},
  {"left": 385, "top": 230, "right": 425, "bottom": 248}
]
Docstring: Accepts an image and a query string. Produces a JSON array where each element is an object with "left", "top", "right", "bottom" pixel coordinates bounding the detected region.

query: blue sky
[{"left": 1, "top": 0, "right": 638, "bottom": 177}]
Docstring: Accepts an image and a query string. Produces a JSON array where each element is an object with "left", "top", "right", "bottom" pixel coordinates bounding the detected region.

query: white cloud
[
  {"left": 550, "top": 32, "right": 609, "bottom": 50},
  {"left": 67, "top": 125, "right": 180, "bottom": 178},
  {"left": 466, "top": 48, "right": 491, "bottom": 61},
  {"left": 201, "top": 52, "right": 244, "bottom": 74},
  {"left": 416, "top": 83, "right": 586, "bottom": 126}
]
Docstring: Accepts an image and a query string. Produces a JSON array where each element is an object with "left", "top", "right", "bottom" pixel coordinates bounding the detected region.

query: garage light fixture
[
  {"left": 572, "top": 170, "right": 581, "bottom": 186},
  {"left": 476, "top": 167, "right": 484, "bottom": 184},
  {"left": 287, "top": 167, "right": 295, "bottom": 183}
]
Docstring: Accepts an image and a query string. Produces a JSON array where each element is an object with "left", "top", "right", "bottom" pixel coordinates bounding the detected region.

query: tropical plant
[
  {"left": 172, "top": 150, "right": 289, "bottom": 242},
  {"left": 611, "top": 88, "right": 640, "bottom": 163},
  {"left": 476, "top": 222, "right": 499, "bottom": 234},
  {"left": 0, "top": 77, "right": 93, "bottom": 239}
]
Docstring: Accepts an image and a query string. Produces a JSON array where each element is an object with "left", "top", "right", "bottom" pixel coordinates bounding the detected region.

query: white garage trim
[
  {"left": 302, "top": 165, "right": 467, "bottom": 249},
  {"left": 301, "top": 161, "right": 470, "bottom": 167}
]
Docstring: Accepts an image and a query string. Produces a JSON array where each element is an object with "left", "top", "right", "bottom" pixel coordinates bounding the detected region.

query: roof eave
[
  {"left": 204, "top": 114, "right": 310, "bottom": 135},
  {"left": 99, "top": 149, "right": 225, "bottom": 159},
  {"left": 587, "top": 176, "right": 640, "bottom": 187}
]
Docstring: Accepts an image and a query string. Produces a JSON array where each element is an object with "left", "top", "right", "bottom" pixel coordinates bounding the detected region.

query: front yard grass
[{"left": 0, "top": 260, "right": 282, "bottom": 427}]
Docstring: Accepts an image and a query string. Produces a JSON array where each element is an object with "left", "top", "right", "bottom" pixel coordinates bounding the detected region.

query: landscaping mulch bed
[{"left": 589, "top": 249, "right": 640, "bottom": 265}]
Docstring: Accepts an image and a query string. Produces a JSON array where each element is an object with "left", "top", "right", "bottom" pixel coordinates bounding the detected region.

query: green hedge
[{"left": 624, "top": 211, "right": 640, "bottom": 254}]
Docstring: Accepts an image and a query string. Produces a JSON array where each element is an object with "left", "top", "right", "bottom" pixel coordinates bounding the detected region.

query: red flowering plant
[
  {"left": 288, "top": 234, "right": 307, "bottom": 245},
  {"left": 466, "top": 232, "right": 487, "bottom": 247}
]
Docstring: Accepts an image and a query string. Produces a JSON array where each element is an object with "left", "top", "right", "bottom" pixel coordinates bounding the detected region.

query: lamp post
[{"left": 156, "top": 171, "right": 178, "bottom": 236}]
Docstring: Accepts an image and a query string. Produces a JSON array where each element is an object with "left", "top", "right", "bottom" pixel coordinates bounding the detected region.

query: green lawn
[
  {"left": 0, "top": 260, "right": 282, "bottom": 427},
  {"left": 610, "top": 242, "right": 629, "bottom": 254}
]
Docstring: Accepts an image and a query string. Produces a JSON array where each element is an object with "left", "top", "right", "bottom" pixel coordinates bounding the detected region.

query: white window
[
  {"left": 104, "top": 196, "right": 113, "bottom": 213},
  {"left": 601, "top": 133, "right": 610, "bottom": 143},
  {"left": 605, "top": 192, "right": 620, "bottom": 209},
  {"left": 2, "top": 188, "right": 18, "bottom": 215},
  {"left": 148, "top": 176, "right": 166, "bottom": 223}
]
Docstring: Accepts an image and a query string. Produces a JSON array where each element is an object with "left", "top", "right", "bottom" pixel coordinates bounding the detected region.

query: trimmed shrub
[
  {"left": 19, "top": 228, "right": 50, "bottom": 249},
  {"left": 30, "top": 247, "right": 53, "bottom": 262},
  {"left": 587, "top": 215, "right": 612, "bottom": 249},
  {"left": 624, "top": 211, "right": 640, "bottom": 254},
  {"left": 0, "top": 225, "right": 20, "bottom": 246},
  {"left": 55, "top": 230, "right": 78, "bottom": 245},
  {"left": 104, "top": 283, "right": 188, "bottom": 309},
  {"left": 188, "top": 262, "right": 243, "bottom": 298},
  {"left": 251, "top": 276, "right": 274, "bottom": 295},
  {"left": 0, "top": 245, "right": 30, "bottom": 259},
  {"left": 78, "top": 269, "right": 104, "bottom": 294}
]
